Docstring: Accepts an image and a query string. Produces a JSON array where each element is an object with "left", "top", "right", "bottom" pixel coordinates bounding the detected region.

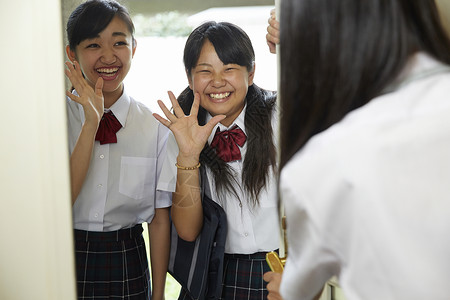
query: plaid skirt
[
  {"left": 220, "top": 252, "right": 272, "bottom": 300},
  {"left": 74, "top": 224, "right": 151, "bottom": 300},
  {"left": 178, "top": 251, "right": 273, "bottom": 300}
]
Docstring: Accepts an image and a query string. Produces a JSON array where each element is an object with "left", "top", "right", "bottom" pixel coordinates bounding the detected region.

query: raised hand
[
  {"left": 65, "top": 61, "right": 106, "bottom": 204},
  {"left": 153, "top": 91, "right": 225, "bottom": 161},
  {"left": 65, "top": 61, "right": 104, "bottom": 128},
  {"left": 266, "top": 8, "right": 280, "bottom": 54}
]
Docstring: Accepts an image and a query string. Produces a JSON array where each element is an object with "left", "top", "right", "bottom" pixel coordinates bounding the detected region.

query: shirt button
[
  {"left": 99, "top": 154, "right": 105, "bottom": 159},
  {"left": 97, "top": 184, "right": 103, "bottom": 189},
  {"left": 239, "top": 203, "right": 243, "bottom": 207},
  {"left": 244, "top": 233, "right": 248, "bottom": 237},
  {"left": 94, "top": 213, "right": 99, "bottom": 218}
]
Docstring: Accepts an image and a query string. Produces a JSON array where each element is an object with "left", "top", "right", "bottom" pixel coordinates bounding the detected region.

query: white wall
[{"left": 0, "top": 1, "right": 76, "bottom": 299}]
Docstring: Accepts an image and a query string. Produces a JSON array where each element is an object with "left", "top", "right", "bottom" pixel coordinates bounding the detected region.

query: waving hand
[
  {"left": 64, "top": 61, "right": 105, "bottom": 204},
  {"left": 65, "top": 61, "right": 104, "bottom": 126},
  {"left": 153, "top": 91, "right": 225, "bottom": 160},
  {"left": 153, "top": 91, "right": 225, "bottom": 240}
]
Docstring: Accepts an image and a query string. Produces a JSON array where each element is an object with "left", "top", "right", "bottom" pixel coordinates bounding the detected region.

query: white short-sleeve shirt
[
  {"left": 205, "top": 106, "right": 280, "bottom": 254},
  {"left": 280, "top": 53, "right": 450, "bottom": 300},
  {"left": 67, "top": 89, "right": 177, "bottom": 231}
]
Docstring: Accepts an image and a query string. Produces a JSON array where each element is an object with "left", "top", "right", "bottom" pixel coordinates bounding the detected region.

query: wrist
[
  {"left": 81, "top": 121, "right": 99, "bottom": 134},
  {"left": 176, "top": 161, "right": 201, "bottom": 170},
  {"left": 176, "top": 154, "right": 200, "bottom": 168},
  {"left": 150, "top": 287, "right": 165, "bottom": 300}
]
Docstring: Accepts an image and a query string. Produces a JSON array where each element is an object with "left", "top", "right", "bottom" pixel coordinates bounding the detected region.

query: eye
[
  {"left": 224, "top": 64, "right": 240, "bottom": 72},
  {"left": 86, "top": 43, "right": 100, "bottom": 49},
  {"left": 114, "top": 41, "right": 128, "bottom": 46}
]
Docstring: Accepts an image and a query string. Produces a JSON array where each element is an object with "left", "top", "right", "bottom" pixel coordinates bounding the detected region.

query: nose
[
  {"left": 100, "top": 47, "right": 117, "bottom": 65},
  {"left": 212, "top": 73, "right": 226, "bottom": 87}
]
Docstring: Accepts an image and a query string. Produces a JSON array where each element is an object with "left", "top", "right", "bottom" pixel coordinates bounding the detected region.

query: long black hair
[
  {"left": 279, "top": 0, "right": 450, "bottom": 169},
  {"left": 66, "top": 0, "right": 135, "bottom": 50},
  {"left": 178, "top": 21, "right": 277, "bottom": 206}
]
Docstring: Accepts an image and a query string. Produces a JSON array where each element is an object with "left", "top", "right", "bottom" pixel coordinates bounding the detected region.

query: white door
[{"left": 0, "top": 1, "right": 76, "bottom": 299}]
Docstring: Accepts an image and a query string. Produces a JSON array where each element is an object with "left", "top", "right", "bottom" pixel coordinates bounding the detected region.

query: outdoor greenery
[
  {"left": 125, "top": 0, "right": 274, "bottom": 15},
  {"left": 142, "top": 224, "right": 181, "bottom": 297},
  {"left": 165, "top": 273, "right": 182, "bottom": 299},
  {"left": 133, "top": 11, "right": 192, "bottom": 37}
]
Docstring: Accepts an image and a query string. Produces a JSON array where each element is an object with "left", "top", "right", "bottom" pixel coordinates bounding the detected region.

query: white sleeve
[
  {"left": 155, "top": 125, "right": 178, "bottom": 208},
  {"left": 280, "top": 164, "right": 341, "bottom": 300}
]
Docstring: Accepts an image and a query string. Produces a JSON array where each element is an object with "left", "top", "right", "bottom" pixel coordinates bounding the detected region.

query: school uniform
[
  {"left": 205, "top": 106, "right": 280, "bottom": 300},
  {"left": 67, "top": 88, "right": 176, "bottom": 299},
  {"left": 280, "top": 53, "right": 450, "bottom": 300}
]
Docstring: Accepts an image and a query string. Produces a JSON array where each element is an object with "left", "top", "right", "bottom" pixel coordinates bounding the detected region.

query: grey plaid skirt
[
  {"left": 178, "top": 250, "right": 274, "bottom": 300},
  {"left": 220, "top": 252, "right": 272, "bottom": 300},
  {"left": 74, "top": 224, "right": 150, "bottom": 300}
]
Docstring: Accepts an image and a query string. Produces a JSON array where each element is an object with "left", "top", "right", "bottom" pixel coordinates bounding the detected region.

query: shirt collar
[
  {"left": 106, "top": 89, "right": 130, "bottom": 128},
  {"left": 207, "top": 105, "right": 247, "bottom": 145},
  {"left": 76, "top": 87, "right": 131, "bottom": 128}
]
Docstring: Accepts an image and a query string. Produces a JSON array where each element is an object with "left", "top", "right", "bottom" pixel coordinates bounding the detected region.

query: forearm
[
  {"left": 153, "top": 91, "right": 222, "bottom": 241},
  {"left": 70, "top": 123, "right": 97, "bottom": 204},
  {"left": 148, "top": 208, "right": 170, "bottom": 300},
  {"left": 171, "top": 155, "right": 203, "bottom": 241}
]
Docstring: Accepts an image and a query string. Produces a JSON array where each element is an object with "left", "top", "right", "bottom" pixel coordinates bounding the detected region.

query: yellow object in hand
[{"left": 266, "top": 251, "right": 285, "bottom": 273}]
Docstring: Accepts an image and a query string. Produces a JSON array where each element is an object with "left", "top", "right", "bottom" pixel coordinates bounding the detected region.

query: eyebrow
[
  {"left": 112, "top": 32, "right": 128, "bottom": 37},
  {"left": 196, "top": 63, "right": 212, "bottom": 67},
  {"left": 89, "top": 32, "right": 128, "bottom": 40}
]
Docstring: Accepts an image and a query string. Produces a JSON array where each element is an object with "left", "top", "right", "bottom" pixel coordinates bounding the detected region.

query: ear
[
  {"left": 248, "top": 63, "right": 256, "bottom": 86},
  {"left": 65, "top": 45, "right": 76, "bottom": 62},
  {"left": 132, "top": 38, "right": 137, "bottom": 58}
]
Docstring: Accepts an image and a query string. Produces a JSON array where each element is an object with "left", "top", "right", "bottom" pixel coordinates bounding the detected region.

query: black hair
[
  {"left": 66, "top": 0, "right": 135, "bottom": 51},
  {"left": 279, "top": 0, "right": 450, "bottom": 169},
  {"left": 178, "top": 21, "right": 277, "bottom": 206}
]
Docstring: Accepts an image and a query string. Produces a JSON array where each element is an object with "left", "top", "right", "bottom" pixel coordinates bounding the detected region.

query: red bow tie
[
  {"left": 95, "top": 111, "right": 122, "bottom": 145},
  {"left": 210, "top": 125, "right": 247, "bottom": 162}
]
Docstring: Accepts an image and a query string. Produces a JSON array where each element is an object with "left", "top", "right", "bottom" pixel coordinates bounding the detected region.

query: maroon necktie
[
  {"left": 210, "top": 125, "right": 247, "bottom": 162},
  {"left": 95, "top": 111, "right": 122, "bottom": 145}
]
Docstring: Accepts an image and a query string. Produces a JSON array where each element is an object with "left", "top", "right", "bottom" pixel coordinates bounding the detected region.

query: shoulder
[
  {"left": 127, "top": 97, "right": 159, "bottom": 124},
  {"left": 282, "top": 67, "right": 450, "bottom": 204},
  {"left": 247, "top": 84, "right": 276, "bottom": 103},
  {"left": 127, "top": 97, "right": 170, "bottom": 135},
  {"left": 128, "top": 96, "right": 154, "bottom": 115},
  {"left": 66, "top": 95, "right": 82, "bottom": 121}
]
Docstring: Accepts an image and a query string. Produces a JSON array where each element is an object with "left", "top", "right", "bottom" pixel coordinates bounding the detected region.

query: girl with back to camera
[
  {"left": 65, "top": 0, "right": 175, "bottom": 299},
  {"left": 154, "top": 21, "right": 280, "bottom": 299},
  {"left": 265, "top": 0, "right": 450, "bottom": 299}
]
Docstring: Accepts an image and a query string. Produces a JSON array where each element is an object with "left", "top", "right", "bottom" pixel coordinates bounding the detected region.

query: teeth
[
  {"left": 209, "top": 92, "right": 230, "bottom": 99},
  {"left": 97, "top": 67, "right": 119, "bottom": 74}
]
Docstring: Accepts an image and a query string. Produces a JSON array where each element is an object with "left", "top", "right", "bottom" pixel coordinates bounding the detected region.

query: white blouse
[
  {"left": 67, "top": 88, "right": 177, "bottom": 231},
  {"left": 280, "top": 53, "right": 450, "bottom": 300},
  {"left": 206, "top": 106, "right": 280, "bottom": 254}
]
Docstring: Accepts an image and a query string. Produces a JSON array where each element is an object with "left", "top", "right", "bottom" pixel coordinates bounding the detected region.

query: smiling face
[
  {"left": 66, "top": 16, "right": 136, "bottom": 106},
  {"left": 188, "top": 40, "right": 255, "bottom": 127}
]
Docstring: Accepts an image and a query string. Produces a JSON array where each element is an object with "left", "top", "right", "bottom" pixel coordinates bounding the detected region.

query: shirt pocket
[{"left": 119, "top": 157, "right": 156, "bottom": 200}]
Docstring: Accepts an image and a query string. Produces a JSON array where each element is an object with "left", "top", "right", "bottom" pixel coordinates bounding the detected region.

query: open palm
[
  {"left": 153, "top": 91, "right": 225, "bottom": 159},
  {"left": 65, "top": 61, "right": 104, "bottom": 126}
]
